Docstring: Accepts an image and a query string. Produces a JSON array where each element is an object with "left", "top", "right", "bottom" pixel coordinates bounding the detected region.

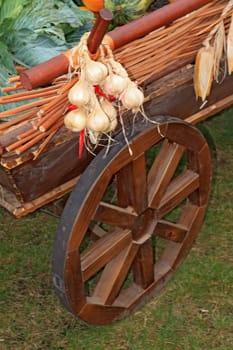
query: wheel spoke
[
  {"left": 157, "top": 203, "right": 206, "bottom": 270},
  {"left": 116, "top": 154, "right": 148, "bottom": 213},
  {"left": 148, "top": 140, "right": 184, "bottom": 208},
  {"left": 155, "top": 219, "right": 188, "bottom": 242},
  {"left": 92, "top": 243, "right": 139, "bottom": 305},
  {"left": 93, "top": 202, "right": 137, "bottom": 228},
  {"left": 158, "top": 169, "right": 199, "bottom": 217},
  {"left": 81, "top": 228, "right": 132, "bottom": 281},
  {"left": 89, "top": 223, "right": 107, "bottom": 239},
  {"left": 132, "top": 239, "right": 155, "bottom": 289}
]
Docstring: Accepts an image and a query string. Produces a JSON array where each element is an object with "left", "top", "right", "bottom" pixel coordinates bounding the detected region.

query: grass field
[{"left": 0, "top": 109, "right": 232, "bottom": 350}]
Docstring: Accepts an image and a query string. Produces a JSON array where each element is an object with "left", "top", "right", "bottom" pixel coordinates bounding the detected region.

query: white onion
[
  {"left": 103, "top": 74, "right": 128, "bottom": 96},
  {"left": 87, "top": 105, "right": 110, "bottom": 132},
  {"left": 100, "top": 99, "right": 118, "bottom": 132},
  {"left": 68, "top": 80, "right": 90, "bottom": 107},
  {"left": 64, "top": 109, "right": 87, "bottom": 132},
  {"left": 84, "top": 59, "right": 108, "bottom": 85},
  {"left": 106, "top": 115, "right": 118, "bottom": 132},
  {"left": 121, "top": 82, "right": 144, "bottom": 110},
  {"left": 100, "top": 99, "right": 117, "bottom": 120}
]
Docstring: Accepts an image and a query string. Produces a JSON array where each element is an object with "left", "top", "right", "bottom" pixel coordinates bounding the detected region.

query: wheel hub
[{"left": 132, "top": 208, "right": 157, "bottom": 243}]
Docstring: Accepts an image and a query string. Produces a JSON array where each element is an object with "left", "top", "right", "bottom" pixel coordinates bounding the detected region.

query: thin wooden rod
[
  {"left": 6, "top": 129, "right": 42, "bottom": 152},
  {"left": 57, "top": 76, "right": 79, "bottom": 95},
  {"left": 15, "top": 119, "right": 64, "bottom": 155},
  {"left": 0, "top": 108, "right": 39, "bottom": 131},
  {"left": 1, "top": 83, "right": 23, "bottom": 92},
  {"left": 34, "top": 101, "right": 64, "bottom": 129},
  {"left": 39, "top": 103, "right": 68, "bottom": 132},
  {"left": 32, "top": 129, "right": 57, "bottom": 160},
  {"left": 37, "top": 92, "right": 68, "bottom": 117},
  {"left": 8, "top": 76, "right": 20, "bottom": 83},
  {"left": 18, "top": 127, "right": 38, "bottom": 140},
  {"left": 0, "top": 96, "right": 56, "bottom": 119},
  {"left": 0, "top": 84, "right": 62, "bottom": 103}
]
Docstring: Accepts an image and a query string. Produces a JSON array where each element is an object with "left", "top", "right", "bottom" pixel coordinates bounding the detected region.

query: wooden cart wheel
[{"left": 52, "top": 115, "right": 211, "bottom": 325}]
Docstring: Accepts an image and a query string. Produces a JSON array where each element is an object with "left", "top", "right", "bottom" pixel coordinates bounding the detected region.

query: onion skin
[
  {"left": 121, "top": 83, "right": 144, "bottom": 110},
  {"left": 85, "top": 60, "right": 108, "bottom": 85},
  {"left": 68, "top": 80, "right": 90, "bottom": 107},
  {"left": 103, "top": 74, "right": 128, "bottom": 96},
  {"left": 87, "top": 107, "right": 110, "bottom": 132},
  {"left": 106, "top": 115, "right": 118, "bottom": 132},
  {"left": 64, "top": 109, "right": 87, "bottom": 132},
  {"left": 100, "top": 99, "right": 118, "bottom": 132},
  {"left": 100, "top": 98, "right": 117, "bottom": 119}
]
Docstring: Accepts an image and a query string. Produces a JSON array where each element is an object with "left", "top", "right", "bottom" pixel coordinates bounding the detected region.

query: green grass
[{"left": 0, "top": 108, "right": 232, "bottom": 350}]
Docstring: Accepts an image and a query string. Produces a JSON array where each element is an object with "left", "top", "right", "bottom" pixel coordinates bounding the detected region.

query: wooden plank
[
  {"left": 94, "top": 202, "right": 137, "bottom": 228},
  {"left": 185, "top": 92, "right": 233, "bottom": 125},
  {"left": 144, "top": 67, "right": 233, "bottom": 122},
  {"left": 92, "top": 243, "right": 139, "bottom": 305},
  {"left": 1, "top": 135, "right": 92, "bottom": 203},
  {"left": 81, "top": 228, "right": 132, "bottom": 281},
  {"left": 197, "top": 143, "right": 212, "bottom": 205},
  {"left": 148, "top": 140, "right": 184, "bottom": 208},
  {"left": 77, "top": 302, "right": 126, "bottom": 325},
  {"left": 89, "top": 223, "right": 108, "bottom": 240},
  {"left": 116, "top": 154, "right": 148, "bottom": 214},
  {"left": 0, "top": 175, "right": 80, "bottom": 218},
  {"left": 156, "top": 203, "right": 203, "bottom": 270},
  {"left": 156, "top": 219, "right": 188, "bottom": 242},
  {"left": 132, "top": 239, "right": 155, "bottom": 289},
  {"left": 158, "top": 169, "right": 199, "bottom": 217}
]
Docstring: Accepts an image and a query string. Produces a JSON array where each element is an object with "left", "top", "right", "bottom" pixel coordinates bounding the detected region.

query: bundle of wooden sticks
[{"left": 0, "top": 74, "right": 78, "bottom": 158}]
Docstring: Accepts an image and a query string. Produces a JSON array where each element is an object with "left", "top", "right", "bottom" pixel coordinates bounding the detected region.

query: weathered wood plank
[
  {"left": 148, "top": 140, "right": 184, "bottom": 208},
  {"left": 81, "top": 228, "right": 132, "bottom": 281},
  {"left": 158, "top": 169, "right": 199, "bottom": 216}
]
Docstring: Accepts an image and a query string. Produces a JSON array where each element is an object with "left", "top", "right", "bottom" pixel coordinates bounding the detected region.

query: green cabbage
[{"left": 0, "top": 0, "right": 93, "bottom": 112}]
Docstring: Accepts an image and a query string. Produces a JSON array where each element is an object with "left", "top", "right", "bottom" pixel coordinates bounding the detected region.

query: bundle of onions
[{"left": 64, "top": 33, "right": 145, "bottom": 149}]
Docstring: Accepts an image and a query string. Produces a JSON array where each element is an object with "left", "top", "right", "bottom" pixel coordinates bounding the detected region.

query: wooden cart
[{"left": 1, "top": 0, "right": 232, "bottom": 325}]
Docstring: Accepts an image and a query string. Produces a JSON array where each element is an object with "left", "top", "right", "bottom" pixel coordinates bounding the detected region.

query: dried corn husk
[
  {"left": 213, "top": 21, "right": 226, "bottom": 81},
  {"left": 227, "top": 14, "right": 233, "bottom": 74},
  {"left": 193, "top": 0, "right": 233, "bottom": 101},
  {"left": 194, "top": 46, "right": 214, "bottom": 102}
]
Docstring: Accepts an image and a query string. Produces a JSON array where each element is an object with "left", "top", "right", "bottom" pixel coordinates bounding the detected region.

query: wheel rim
[{"left": 52, "top": 116, "right": 211, "bottom": 325}]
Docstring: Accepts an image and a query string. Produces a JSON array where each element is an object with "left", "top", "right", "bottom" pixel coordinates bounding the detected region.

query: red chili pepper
[
  {"left": 94, "top": 85, "right": 108, "bottom": 99},
  {"left": 69, "top": 104, "right": 77, "bottom": 111},
  {"left": 78, "top": 129, "right": 85, "bottom": 159},
  {"left": 108, "top": 94, "right": 116, "bottom": 102},
  {"left": 95, "top": 85, "right": 116, "bottom": 102}
]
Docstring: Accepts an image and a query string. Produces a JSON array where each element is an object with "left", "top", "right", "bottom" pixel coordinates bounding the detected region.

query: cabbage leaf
[
  {"left": 0, "top": 0, "right": 93, "bottom": 112},
  {"left": 0, "top": 0, "right": 93, "bottom": 81}
]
